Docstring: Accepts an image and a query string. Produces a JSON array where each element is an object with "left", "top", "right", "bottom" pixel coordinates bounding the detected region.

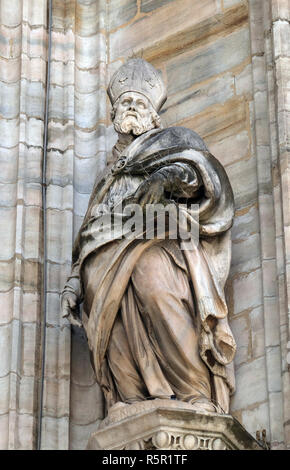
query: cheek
[
  {"left": 138, "top": 108, "right": 150, "bottom": 119},
  {"left": 115, "top": 106, "right": 125, "bottom": 118}
]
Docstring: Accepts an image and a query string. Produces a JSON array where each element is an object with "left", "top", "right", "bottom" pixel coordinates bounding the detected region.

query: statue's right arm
[{"left": 61, "top": 262, "right": 83, "bottom": 327}]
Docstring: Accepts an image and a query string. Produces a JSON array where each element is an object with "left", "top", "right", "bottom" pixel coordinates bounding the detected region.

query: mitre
[{"left": 107, "top": 58, "right": 167, "bottom": 111}]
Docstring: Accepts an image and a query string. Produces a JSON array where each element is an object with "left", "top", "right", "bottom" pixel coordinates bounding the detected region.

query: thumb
[{"left": 67, "top": 295, "right": 77, "bottom": 309}]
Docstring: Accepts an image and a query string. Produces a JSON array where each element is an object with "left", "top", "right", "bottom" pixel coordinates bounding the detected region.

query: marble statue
[{"left": 61, "top": 59, "right": 236, "bottom": 416}]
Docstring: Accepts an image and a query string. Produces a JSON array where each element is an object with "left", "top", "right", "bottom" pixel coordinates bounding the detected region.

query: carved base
[{"left": 86, "top": 399, "right": 263, "bottom": 450}]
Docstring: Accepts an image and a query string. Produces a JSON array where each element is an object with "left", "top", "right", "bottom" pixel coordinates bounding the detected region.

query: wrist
[{"left": 63, "top": 276, "right": 81, "bottom": 299}]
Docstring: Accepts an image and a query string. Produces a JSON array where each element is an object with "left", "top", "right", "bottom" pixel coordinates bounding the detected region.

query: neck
[{"left": 112, "top": 132, "right": 136, "bottom": 159}]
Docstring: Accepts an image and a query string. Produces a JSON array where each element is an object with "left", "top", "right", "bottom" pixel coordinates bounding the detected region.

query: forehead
[{"left": 119, "top": 91, "right": 149, "bottom": 102}]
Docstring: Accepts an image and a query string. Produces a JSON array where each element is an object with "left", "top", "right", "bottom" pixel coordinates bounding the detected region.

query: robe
[{"left": 65, "top": 126, "right": 236, "bottom": 414}]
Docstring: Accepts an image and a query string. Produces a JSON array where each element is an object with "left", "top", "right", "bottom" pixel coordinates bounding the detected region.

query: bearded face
[{"left": 112, "top": 91, "right": 161, "bottom": 136}]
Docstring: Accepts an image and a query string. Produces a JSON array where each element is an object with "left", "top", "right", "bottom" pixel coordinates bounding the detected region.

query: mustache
[{"left": 122, "top": 110, "right": 140, "bottom": 119}]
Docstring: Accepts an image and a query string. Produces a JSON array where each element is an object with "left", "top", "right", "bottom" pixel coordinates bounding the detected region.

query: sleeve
[
  {"left": 153, "top": 162, "right": 201, "bottom": 198},
  {"left": 62, "top": 261, "right": 83, "bottom": 301}
]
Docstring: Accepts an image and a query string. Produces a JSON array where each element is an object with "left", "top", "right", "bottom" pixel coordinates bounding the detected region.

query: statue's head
[{"left": 107, "top": 59, "right": 167, "bottom": 136}]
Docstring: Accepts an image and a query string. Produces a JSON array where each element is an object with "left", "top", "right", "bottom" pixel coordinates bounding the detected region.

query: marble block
[{"left": 86, "top": 399, "right": 263, "bottom": 450}]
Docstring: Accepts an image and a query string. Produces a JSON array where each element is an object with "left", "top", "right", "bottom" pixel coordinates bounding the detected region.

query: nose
[{"left": 128, "top": 102, "right": 136, "bottom": 111}]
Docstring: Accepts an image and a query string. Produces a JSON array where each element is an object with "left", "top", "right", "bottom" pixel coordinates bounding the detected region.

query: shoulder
[{"left": 155, "top": 126, "right": 209, "bottom": 152}]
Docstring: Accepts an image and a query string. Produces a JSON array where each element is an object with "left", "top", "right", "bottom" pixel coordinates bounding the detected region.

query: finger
[
  {"left": 140, "top": 193, "right": 150, "bottom": 209},
  {"left": 134, "top": 183, "right": 148, "bottom": 201},
  {"left": 68, "top": 297, "right": 77, "bottom": 309},
  {"left": 70, "top": 314, "right": 83, "bottom": 328},
  {"left": 148, "top": 193, "right": 156, "bottom": 205},
  {"left": 134, "top": 190, "right": 145, "bottom": 204}
]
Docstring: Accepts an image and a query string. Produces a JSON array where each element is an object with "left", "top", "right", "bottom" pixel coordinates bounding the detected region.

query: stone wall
[
  {"left": 0, "top": 0, "right": 289, "bottom": 449},
  {"left": 0, "top": 0, "right": 48, "bottom": 449}
]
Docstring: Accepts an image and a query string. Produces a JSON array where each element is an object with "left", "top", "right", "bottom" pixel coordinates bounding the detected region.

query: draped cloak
[{"left": 67, "top": 126, "right": 236, "bottom": 413}]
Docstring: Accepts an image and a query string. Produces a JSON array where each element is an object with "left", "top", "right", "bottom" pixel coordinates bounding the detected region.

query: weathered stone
[
  {"left": 161, "top": 73, "right": 234, "bottom": 126},
  {"left": 231, "top": 233, "right": 261, "bottom": 274},
  {"left": 0, "top": 414, "right": 9, "bottom": 449},
  {"left": 241, "top": 402, "right": 270, "bottom": 440},
  {"left": 167, "top": 27, "right": 250, "bottom": 95},
  {"left": 40, "top": 416, "right": 69, "bottom": 450},
  {"left": 23, "top": 206, "right": 42, "bottom": 260},
  {"left": 18, "top": 375, "right": 36, "bottom": 414},
  {"left": 0, "top": 0, "right": 22, "bottom": 27},
  {"left": 0, "top": 118, "right": 20, "bottom": 148},
  {"left": 0, "top": 208, "right": 16, "bottom": 260},
  {"left": 75, "top": 34, "right": 106, "bottom": 69},
  {"left": 70, "top": 382, "right": 104, "bottom": 425},
  {"left": 110, "top": 0, "right": 221, "bottom": 62},
  {"left": 50, "top": 60, "right": 74, "bottom": 87},
  {"left": 43, "top": 377, "right": 70, "bottom": 418},
  {"left": 19, "top": 116, "right": 44, "bottom": 148},
  {"left": 268, "top": 390, "right": 284, "bottom": 444},
  {"left": 47, "top": 121, "right": 74, "bottom": 153},
  {"left": 21, "top": 322, "right": 38, "bottom": 376},
  {"left": 51, "top": 30, "right": 74, "bottom": 62},
  {"left": 46, "top": 263, "right": 71, "bottom": 295},
  {"left": 226, "top": 156, "right": 258, "bottom": 207},
  {"left": 49, "top": 84, "right": 74, "bottom": 121},
  {"left": 273, "top": 20, "right": 290, "bottom": 60},
  {"left": 231, "top": 356, "right": 268, "bottom": 410},
  {"left": 74, "top": 157, "right": 99, "bottom": 194},
  {"left": 0, "top": 25, "right": 22, "bottom": 59},
  {"left": 52, "top": 0, "right": 75, "bottom": 31},
  {"left": 109, "top": 0, "right": 138, "bottom": 30},
  {"left": 0, "top": 57, "right": 21, "bottom": 83},
  {"left": 75, "top": 89, "right": 106, "bottom": 129},
  {"left": 224, "top": 0, "right": 243, "bottom": 8},
  {"left": 22, "top": 0, "right": 47, "bottom": 26},
  {"left": 266, "top": 346, "right": 282, "bottom": 393},
  {"left": 0, "top": 323, "right": 12, "bottom": 376},
  {"left": 75, "top": 64, "right": 105, "bottom": 94},
  {"left": 87, "top": 401, "right": 263, "bottom": 450},
  {"left": 208, "top": 129, "right": 250, "bottom": 167},
  {"left": 71, "top": 328, "right": 98, "bottom": 387},
  {"left": 0, "top": 81, "right": 20, "bottom": 119},
  {"left": 70, "top": 421, "right": 101, "bottom": 450},
  {"left": 141, "top": 0, "right": 173, "bottom": 14},
  {"left": 74, "top": 126, "right": 106, "bottom": 158},
  {"left": 230, "top": 314, "right": 251, "bottom": 365},
  {"left": 10, "top": 411, "right": 35, "bottom": 449},
  {"left": 180, "top": 98, "right": 247, "bottom": 146},
  {"left": 46, "top": 149, "right": 74, "bottom": 187},
  {"left": 232, "top": 269, "right": 263, "bottom": 314},
  {"left": 73, "top": 192, "right": 91, "bottom": 217},
  {"left": 232, "top": 203, "right": 259, "bottom": 242},
  {"left": 250, "top": 306, "right": 265, "bottom": 359},
  {"left": 75, "top": 1, "right": 100, "bottom": 36},
  {"left": 44, "top": 325, "right": 71, "bottom": 379},
  {"left": 46, "top": 209, "right": 73, "bottom": 264},
  {"left": 0, "top": 290, "right": 14, "bottom": 324},
  {"left": 46, "top": 184, "right": 73, "bottom": 212}
]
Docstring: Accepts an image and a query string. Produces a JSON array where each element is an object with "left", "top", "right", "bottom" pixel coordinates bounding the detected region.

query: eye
[
  {"left": 137, "top": 101, "right": 146, "bottom": 109},
  {"left": 122, "top": 99, "right": 131, "bottom": 106}
]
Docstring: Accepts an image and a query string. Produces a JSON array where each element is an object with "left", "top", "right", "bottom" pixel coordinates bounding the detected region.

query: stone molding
[{"left": 87, "top": 400, "right": 263, "bottom": 450}]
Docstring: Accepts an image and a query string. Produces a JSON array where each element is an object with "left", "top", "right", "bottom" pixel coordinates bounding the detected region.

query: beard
[{"left": 113, "top": 111, "right": 156, "bottom": 136}]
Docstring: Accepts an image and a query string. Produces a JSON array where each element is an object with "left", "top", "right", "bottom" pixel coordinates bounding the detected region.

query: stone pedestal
[{"left": 87, "top": 399, "right": 263, "bottom": 450}]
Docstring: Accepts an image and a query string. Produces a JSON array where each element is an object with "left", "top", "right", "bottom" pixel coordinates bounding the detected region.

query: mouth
[{"left": 124, "top": 112, "right": 139, "bottom": 118}]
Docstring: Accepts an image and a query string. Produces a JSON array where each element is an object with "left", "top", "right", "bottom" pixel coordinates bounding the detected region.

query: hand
[
  {"left": 61, "top": 291, "right": 82, "bottom": 328},
  {"left": 133, "top": 173, "right": 166, "bottom": 209}
]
